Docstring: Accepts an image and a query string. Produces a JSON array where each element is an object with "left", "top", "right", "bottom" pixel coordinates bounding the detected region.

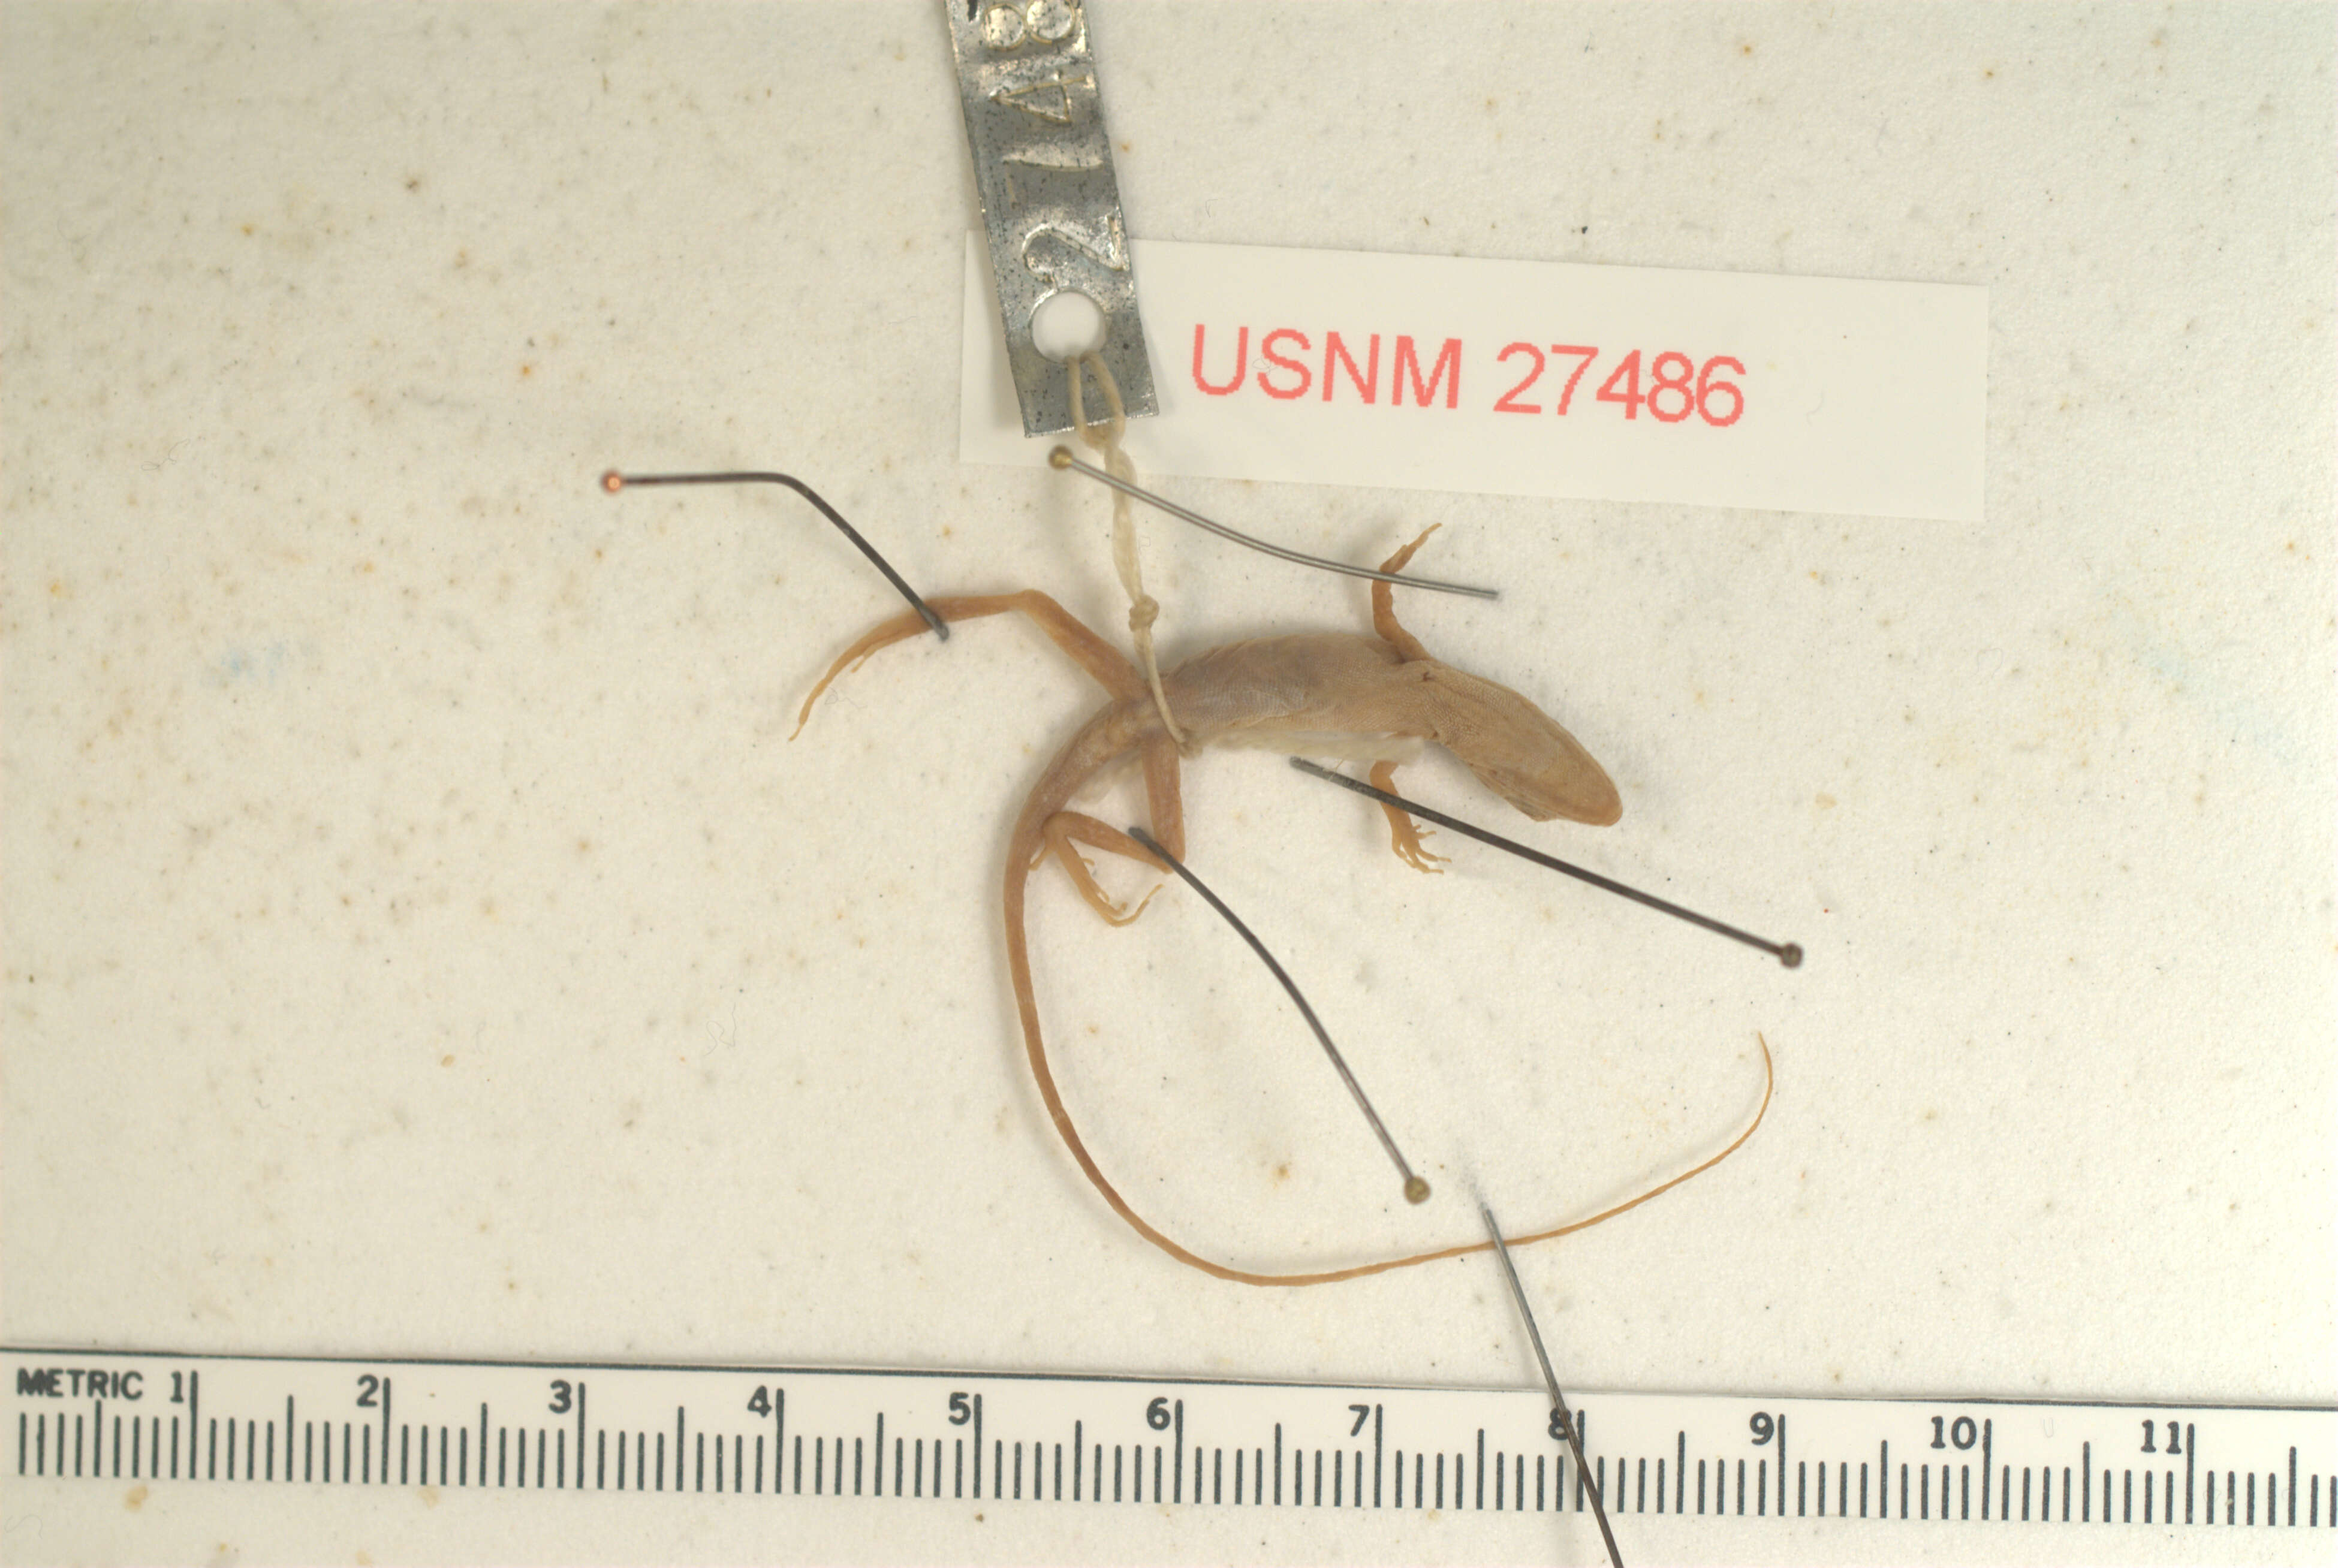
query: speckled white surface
[{"left": 4, "top": 3, "right": 2331, "bottom": 1563}]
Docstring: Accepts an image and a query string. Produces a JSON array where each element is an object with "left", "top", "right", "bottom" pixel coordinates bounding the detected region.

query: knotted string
[{"left": 1069, "top": 351, "right": 1187, "bottom": 747}]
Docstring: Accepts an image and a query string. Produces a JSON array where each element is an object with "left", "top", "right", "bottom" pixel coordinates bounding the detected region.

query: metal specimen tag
[{"left": 943, "top": 0, "right": 1156, "bottom": 436}]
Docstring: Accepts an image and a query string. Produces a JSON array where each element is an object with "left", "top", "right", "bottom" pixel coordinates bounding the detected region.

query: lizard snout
[{"left": 1424, "top": 664, "right": 1623, "bottom": 827}]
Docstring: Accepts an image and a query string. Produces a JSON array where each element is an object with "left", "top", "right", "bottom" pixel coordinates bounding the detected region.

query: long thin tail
[{"left": 1006, "top": 853, "right": 1776, "bottom": 1287}]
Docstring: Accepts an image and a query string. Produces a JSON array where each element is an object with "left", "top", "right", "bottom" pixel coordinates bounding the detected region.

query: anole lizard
[{"left": 794, "top": 528, "right": 1770, "bottom": 1285}]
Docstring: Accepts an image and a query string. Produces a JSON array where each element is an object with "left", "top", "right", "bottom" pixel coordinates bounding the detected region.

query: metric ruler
[{"left": 7, "top": 1347, "right": 2332, "bottom": 1566}]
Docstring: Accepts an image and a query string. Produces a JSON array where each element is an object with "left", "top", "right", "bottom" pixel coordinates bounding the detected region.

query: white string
[{"left": 1069, "top": 352, "right": 1187, "bottom": 747}]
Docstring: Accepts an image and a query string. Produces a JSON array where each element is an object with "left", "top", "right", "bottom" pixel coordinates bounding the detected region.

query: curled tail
[{"left": 1004, "top": 827, "right": 1776, "bottom": 1286}]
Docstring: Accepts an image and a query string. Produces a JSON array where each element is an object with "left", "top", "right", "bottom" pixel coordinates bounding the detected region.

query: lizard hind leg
[
  {"left": 1370, "top": 524, "right": 1444, "bottom": 664},
  {"left": 1043, "top": 810, "right": 1171, "bottom": 926},
  {"left": 792, "top": 589, "right": 1146, "bottom": 738},
  {"left": 791, "top": 608, "right": 936, "bottom": 738},
  {"left": 1369, "top": 760, "right": 1447, "bottom": 873}
]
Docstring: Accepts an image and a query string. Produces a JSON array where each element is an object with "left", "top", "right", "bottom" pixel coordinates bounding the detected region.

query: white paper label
[{"left": 960, "top": 236, "right": 1986, "bottom": 521}]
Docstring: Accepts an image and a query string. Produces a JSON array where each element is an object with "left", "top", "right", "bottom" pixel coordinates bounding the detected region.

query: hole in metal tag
[{"left": 1029, "top": 288, "right": 1107, "bottom": 362}]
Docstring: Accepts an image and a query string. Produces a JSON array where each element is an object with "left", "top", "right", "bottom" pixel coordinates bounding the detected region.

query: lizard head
[{"left": 1425, "top": 664, "right": 1623, "bottom": 827}]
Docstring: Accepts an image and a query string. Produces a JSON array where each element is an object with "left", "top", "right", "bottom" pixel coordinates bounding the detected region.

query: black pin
[
  {"left": 1483, "top": 1201, "right": 1625, "bottom": 1568},
  {"left": 1290, "top": 758, "right": 1802, "bottom": 968},
  {"left": 1127, "top": 826, "right": 1430, "bottom": 1206},
  {"left": 601, "top": 469, "right": 948, "bottom": 641}
]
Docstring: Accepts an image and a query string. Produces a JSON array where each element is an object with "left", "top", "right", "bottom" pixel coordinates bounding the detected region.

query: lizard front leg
[
  {"left": 1369, "top": 524, "right": 1442, "bottom": 663},
  {"left": 1363, "top": 529, "right": 1452, "bottom": 872},
  {"left": 1369, "top": 759, "right": 1447, "bottom": 873}
]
